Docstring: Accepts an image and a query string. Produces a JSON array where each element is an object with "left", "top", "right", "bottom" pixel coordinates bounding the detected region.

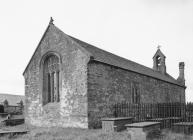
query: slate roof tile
[{"left": 68, "top": 35, "right": 184, "bottom": 87}]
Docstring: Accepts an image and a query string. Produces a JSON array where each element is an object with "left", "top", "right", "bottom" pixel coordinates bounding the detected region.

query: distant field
[{"left": 1, "top": 124, "right": 193, "bottom": 140}]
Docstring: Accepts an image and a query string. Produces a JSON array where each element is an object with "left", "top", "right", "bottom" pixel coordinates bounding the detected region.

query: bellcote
[{"left": 153, "top": 47, "right": 166, "bottom": 74}]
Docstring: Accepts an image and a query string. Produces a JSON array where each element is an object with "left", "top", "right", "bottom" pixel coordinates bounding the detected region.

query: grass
[
  {"left": 0, "top": 125, "right": 130, "bottom": 140},
  {"left": 162, "top": 132, "right": 193, "bottom": 140},
  {"left": 1, "top": 125, "right": 193, "bottom": 140}
]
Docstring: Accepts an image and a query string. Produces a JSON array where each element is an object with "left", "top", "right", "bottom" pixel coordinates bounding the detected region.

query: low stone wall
[{"left": 4, "top": 105, "right": 23, "bottom": 114}]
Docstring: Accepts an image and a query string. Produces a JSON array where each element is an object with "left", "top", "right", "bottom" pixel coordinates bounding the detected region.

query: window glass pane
[
  {"left": 57, "top": 71, "right": 60, "bottom": 102},
  {"left": 132, "top": 82, "right": 140, "bottom": 104},
  {"left": 43, "top": 54, "right": 60, "bottom": 105},
  {"left": 48, "top": 74, "right": 51, "bottom": 102}
]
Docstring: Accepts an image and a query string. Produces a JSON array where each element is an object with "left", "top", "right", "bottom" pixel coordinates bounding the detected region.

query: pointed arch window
[{"left": 42, "top": 54, "right": 60, "bottom": 105}]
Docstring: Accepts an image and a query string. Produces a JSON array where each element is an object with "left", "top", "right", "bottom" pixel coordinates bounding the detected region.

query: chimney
[
  {"left": 177, "top": 62, "right": 185, "bottom": 85},
  {"left": 160, "top": 57, "right": 166, "bottom": 75}
]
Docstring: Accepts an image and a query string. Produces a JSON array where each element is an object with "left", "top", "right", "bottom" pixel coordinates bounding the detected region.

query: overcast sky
[{"left": 0, "top": 0, "right": 193, "bottom": 101}]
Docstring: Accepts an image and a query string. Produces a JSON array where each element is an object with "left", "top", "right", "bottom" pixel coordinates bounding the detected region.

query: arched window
[
  {"left": 42, "top": 54, "right": 60, "bottom": 105},
  {"left": 156, "top": 55, "right": 161, "bottom": 67}
]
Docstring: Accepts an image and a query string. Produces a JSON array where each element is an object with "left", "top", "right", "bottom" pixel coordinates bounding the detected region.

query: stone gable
[{"left": 24, "top": 23, "right": 90, "bottom": 128}]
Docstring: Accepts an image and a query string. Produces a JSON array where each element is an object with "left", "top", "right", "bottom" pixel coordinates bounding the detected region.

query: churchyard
[
  {"left": 101, "top": 102, "right": 193, "bottom": 139},
  {"left": 1, "top": 101, "right": 193, "bottom": 139}
]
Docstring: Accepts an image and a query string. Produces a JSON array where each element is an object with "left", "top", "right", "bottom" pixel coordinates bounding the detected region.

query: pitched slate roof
[
  {"left": 23, "top": 20, "right": 184, "bottom": 87},
  {"left": 67, "top": 35, "right": 184, "bottom": 87}
]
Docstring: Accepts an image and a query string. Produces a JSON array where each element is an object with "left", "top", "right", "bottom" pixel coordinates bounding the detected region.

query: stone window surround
[
  {"left": 40, "top": 51, "right": 62, "bottom": 106},
  {"left": 156, "top": 55, "right": 161, "bottom": 67},
  {"left": 131, "top": 82, "right": 140, "bottom": 104}
]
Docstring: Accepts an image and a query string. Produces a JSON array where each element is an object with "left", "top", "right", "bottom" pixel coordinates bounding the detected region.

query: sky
[{"left": 0, "top": 0, "right": 193, "bottom": 101}]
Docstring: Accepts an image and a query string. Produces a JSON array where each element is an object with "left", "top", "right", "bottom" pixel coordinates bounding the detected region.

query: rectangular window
[
  {"left": 131, "top": 82, "right": 140, "bottom": 104},
  {"left": 57, "top": 71, "right": 60, "bottom": 102},
  {"left": 51, "top": 72, "right": 54, "bottom": 102},
  {"left": 48, "top": 74, "right": 51, "bottom": 103}
]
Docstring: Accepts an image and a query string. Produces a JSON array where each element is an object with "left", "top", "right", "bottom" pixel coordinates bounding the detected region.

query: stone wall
[
  {"left": 24, "top": 24, "right": 90, "bottom": 128},
  {"left": 4, "top": 105, "right": 23, "bottom": 114},
  {"left": 87, "top": 61, "right": 185, "bottom": 128}
]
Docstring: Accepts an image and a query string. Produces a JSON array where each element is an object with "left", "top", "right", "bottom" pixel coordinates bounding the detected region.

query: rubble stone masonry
[
  {"left": 87, "top": 61, "right": 185, "bottom": 128},
  {"left": 24, "top": 24, "right": 90, "bottom": 128}
]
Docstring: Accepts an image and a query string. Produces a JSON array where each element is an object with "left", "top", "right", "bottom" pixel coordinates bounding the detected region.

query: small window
[
  {"left": 164, "top": 88, "right": 170, "bottom": 102},
  {"left": 156, "top": 55, "right": 161, "bottom": 67},
  {"left": 131, "top": 82, "right": 140, "bottom": 104}
]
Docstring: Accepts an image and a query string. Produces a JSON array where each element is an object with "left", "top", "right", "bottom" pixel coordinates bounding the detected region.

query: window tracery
[{"left": 43, "top": 54, "right": 60, "bottom": 105}]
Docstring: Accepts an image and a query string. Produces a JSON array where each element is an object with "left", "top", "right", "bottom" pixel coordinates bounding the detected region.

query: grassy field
[
  {"left": 0, "top": 125, "right": 130, "bottom": 140},
  {"left": 1, "top": 125, "right": 193, "bottom": 140}
]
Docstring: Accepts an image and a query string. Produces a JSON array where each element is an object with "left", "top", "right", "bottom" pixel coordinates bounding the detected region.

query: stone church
[{"left": 23, "top": 18, "right": 186, "bottom": 129}]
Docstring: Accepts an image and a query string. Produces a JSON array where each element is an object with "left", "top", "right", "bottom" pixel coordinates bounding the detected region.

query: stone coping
[
  {"left": 167, "top": 117, "right": 181, "bottom": 119},
  {"left": 148, "top": 118, "right": 170, "bottom": 121},
  {"left": 173, "top": 122, "right": 193, "bottom": 126},
  {"left": 148, "top": 117, "right": 182, "bottom": 120},
  {"left": 3, "top": 118, "right": 24, "bottom": 121},
  {"left": 0, "top": 113, "right": 8, "bottom": 115},
  {"left": 0, "top": 129, "right": 28, "bottom": 134},
  {"left": 101, "top": 117, "right": 133, "bottom": 121},
  {"left": 125, "top": 122, "right": 160, "bottom": 128}
]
